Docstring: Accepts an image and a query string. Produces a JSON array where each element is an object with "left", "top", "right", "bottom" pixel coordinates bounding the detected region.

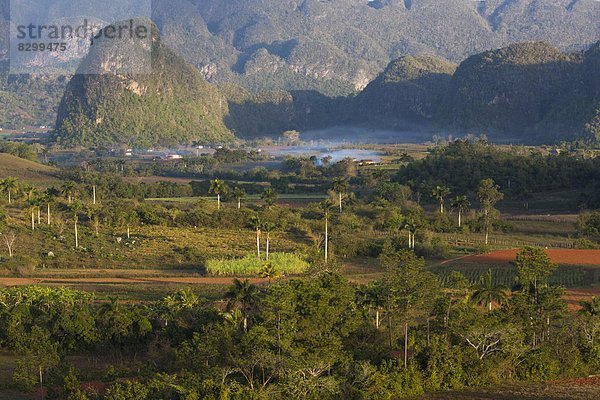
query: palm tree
[
  {"left": 477, "top": 179, "right": 504, "bottom": 245},
  {"left": 362, "top": 281, "right": 386, "bottom": 329},
  {"left": 86, "top": 205, "right": 101, "bottom": 236},
  {"left": 27, "top": 194, "right": 41, "bottom": 231},
  {"left": 431, "top": 185, "right": 451, "bottom": 214},
  {"left": 225, "top": 279, "right": 261, "bottom": 333},
  {"left": 232, "top": 187, "right": 247, "bottom": 209},
  {"left": 319, "top": 200, "right": 334, "bottom": 263},
  {"left": 60, "top": 181, "right": 77, "bottom": 204},
  {"left": 262, "top": 222, "right": 276, "bottom": 260},
  {"left": 123, "top": 210, "right": 138, "bottom": 239},
  {"left": 403, "top": 219, "right": 417, "bottom": 249},
  {"left": 450, "top": 195, "right": 471, "bottom": 228},
  {"left": 332, "top": 177, "right": 349, "bottom": 213},
  {"left": 41, "top": 190, "right": 56, "bottom": 225},
  {"left": 249, "top": 214, "right": 262, "bottom": 259},
  {"left": 472, "top": 269, "right": 508, "bottom": 311},
  {"left": 260, "top": 263, "right": 281, "bottom": 286},
  {"left": 261, "top": 187, "right": 278, "bottom": 208},
  {"left": 209, "top": 179, "right": 226, "bottom": 210},
  {"left": 0, "top": 177, "right": 18, "bottom": 204},
  {"left": 69, "top": 201, "right": 84, "bottom": 249}
]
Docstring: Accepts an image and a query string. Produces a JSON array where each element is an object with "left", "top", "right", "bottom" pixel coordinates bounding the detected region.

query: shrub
[{"left": 206, "top": 253, "right": 309, "bottom": 276}]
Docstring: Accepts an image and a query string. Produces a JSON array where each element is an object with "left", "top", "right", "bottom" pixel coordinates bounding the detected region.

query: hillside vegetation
[
  {"left": 0, "top": 153, "right": 58, "bottom": 185},
  {"left": 0, "top": 62, "right": 67, "bottom": 129},
  {"left": 436, "top": 41, "right": 600, "bottom": 142},
  {"left": 52, "top": 25, "right": 233, "bottom": 148}
]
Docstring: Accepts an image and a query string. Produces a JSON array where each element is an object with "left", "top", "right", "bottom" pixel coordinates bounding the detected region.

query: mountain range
[
  {"left": 0, "top": 0, "right": 599, "bottom": 145},
  {"left": 52, "top": 38, "right": 600, "bottom": 146},
  {"left": 1, "top": 0, "right": 599, "bottom": 92}
]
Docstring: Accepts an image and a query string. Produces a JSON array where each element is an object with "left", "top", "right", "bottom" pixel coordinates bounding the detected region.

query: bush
[
  {"left": 575, "top": 237, "right": 598, "bottom": 249},
  {"left": 415, "top": 237, "right": 451, "bottom": 259},
  {"left": 206, "top": 253, "right": 309, "bottom": 276},
  {"left": 516, "top": 349, "right": 560, "bottom": 381}
]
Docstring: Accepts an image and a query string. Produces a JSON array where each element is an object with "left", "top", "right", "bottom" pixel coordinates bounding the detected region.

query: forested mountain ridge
[
  {"left": 52, "top": 40, "right": 600, "bottom": 146},
  {"left": 1, "top": 0, "right": 598, "bottom": 94},
  {"left": 353, "top": 55, "right": 457, "bottom": 124},
  {"left": 435, "top": 41, "right": 600, "bottom": 142},
  {"left": 52, "top": 25, "right": 233, "bottom": 148},
  {"left": 186, "top": 0, "right": 600, "bottom": 91}
]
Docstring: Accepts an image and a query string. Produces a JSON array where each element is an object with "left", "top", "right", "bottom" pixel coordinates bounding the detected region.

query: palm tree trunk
[
  {"left": 93, "top": 185, "right": 96, "bottom": 205},
  {"left": 339, "top": 192, "right": 342, "bottom": 213},
  {"left": 404, "top": 322, "right": 408, "bottom": 368},
  {"left": 39, "top": 366, "right": 43, "bottom": 400},
  {"left": 31, "top": 211, "right": 35, "bottom": 231},
  {"left": 217, "top": 194, "right": 221, "bottom": 210},
  {"left": 238, "top": 198, "right": 241, "bottom": 209},
  {"left": 74, "top": 221, "right": 79, "bottom": 249},
  {"left": 458, "top": 210, "right": 462, "bottom": 227},
  {"left": 375, "top": 309, "right": 380, "bottom": 329},
  {"left": 47, "top": 203, "right": 51, "bottom": 225},
  {"left": 256, "top": 229, "right": 261, "bottom": 259},
  {"left": 387, "top": 313, "right": 393, "bottom": 350},
  {"left": 266, "top": 235, "right": 270, "bottom": 260},
  {"left": 7, "top": 190, "right": 11, "bottom": 204},
  {"left": 127, "top": 226, "right": 130, "bottom": 239},
  {"left": 324, "top": 215, "right": 328, "bottom": 263},
  {"left": 37, "top": 207, "right": 41, "bottom": 225}
]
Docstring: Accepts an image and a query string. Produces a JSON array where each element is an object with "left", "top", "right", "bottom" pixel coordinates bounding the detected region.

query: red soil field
[
  {"left": 0, "top": 276, "right": 268, "bottom": 287},
  {"left": 564, "top": 288, "right": 600, "bottom": 311},
  {"left": 453, "top": 249, "right": 600, "bottom": 266}
]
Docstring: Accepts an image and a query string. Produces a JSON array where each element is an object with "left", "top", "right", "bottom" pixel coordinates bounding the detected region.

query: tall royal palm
[
  {"left": 249, "top": 214, "right": 262, "bottom": 259},
  {"left": 0, "top": 177, "right": 18, "bottom": 204},
  {"left": 262, "top": 222, "right": 276, "bottom": 260},
  {"left": 225, "top": 279, "right": 261, "bottom": 333},
  {"left": 332, "top": 177, "right": 349, "bottom": 213},
  {"left": 472, "top": 269, "right": 508, "bottom": 311},
  {"left": 60, "top": 181, "right": 77, "bottom": 204},
  {"left": 319, "top": 200, "right": 334, "bottom": 262},
  {"left": 209, "top": 179, "right": 226, "bottom": 210},
  {"left": 431, "top": 185, "right": 451, "bottom": 214},
  {"left": 261, "top": 187, "right": 278, "bottom": 208},
  {"left": 232, "top": 187, "right": 246, "bottom": 209},
  {"left": 450, "top": 195, "right": 471, "bottom": 228}
]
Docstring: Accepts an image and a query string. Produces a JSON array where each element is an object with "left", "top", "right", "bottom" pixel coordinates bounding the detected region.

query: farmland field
[
  {"left": 447, "top": 249, "right": 600, "bottom": 266},
  {"left": 413, "top": 378, "right": 600, "bottom": 400}
]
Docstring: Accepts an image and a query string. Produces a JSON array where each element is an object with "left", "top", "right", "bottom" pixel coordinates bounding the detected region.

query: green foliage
[
  {"left": 0, "top": 61, "right": 67, "bottom": 129},
  {"left": 104, "top": 380, "right": 149, "bottom": 400},
  {"left": 577, "top": 211, "right": 600, "bottom": 237},
  {"left": 206, "top": 253, "right": 309, "bottom": 276},
  {"left": 12, "top": 326, "right": 60, "bottom": 391},
  {"left": 514, "top": 247, "right": 558, "bottom": 292},
  {"left": 516, "top": 349, "right": 560, "bottom": 382},
  {"left": 53, "top": 26, "right": 233, "bottom": 148},
  {"left": 0, "top": 141, "right": 39, "bottom": 161},
  {"left": 354, "top": 55, "right": 456, "bottom": 124}
]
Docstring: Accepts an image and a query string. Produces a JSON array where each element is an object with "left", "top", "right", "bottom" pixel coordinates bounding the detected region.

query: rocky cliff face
[{"left": 53, "top": 25, "right": 233, "bottom": 147}]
